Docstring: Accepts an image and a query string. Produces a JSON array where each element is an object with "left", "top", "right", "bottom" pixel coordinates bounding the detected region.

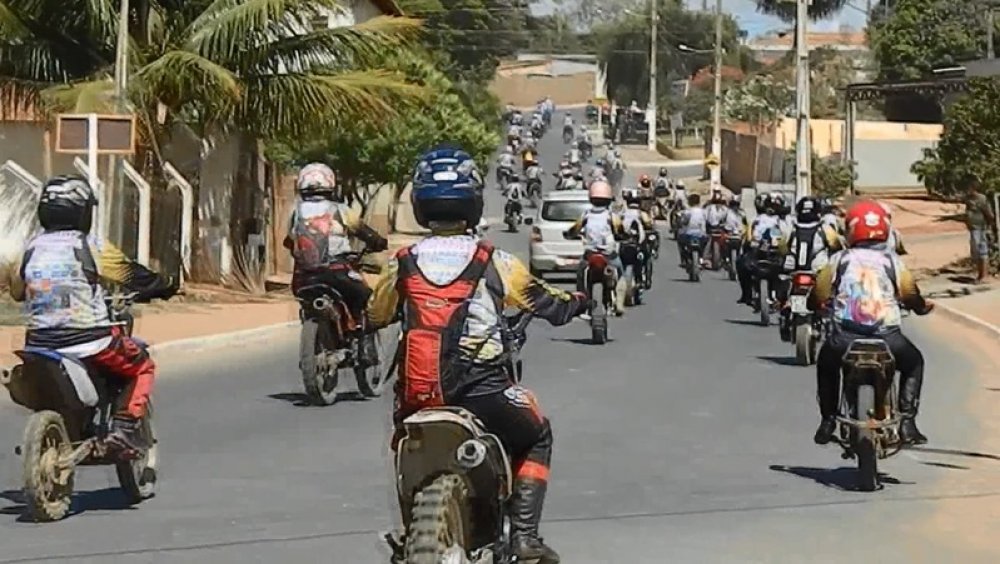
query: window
[{"left": 542, "top": 201, "right": 590, "bottom": 222}]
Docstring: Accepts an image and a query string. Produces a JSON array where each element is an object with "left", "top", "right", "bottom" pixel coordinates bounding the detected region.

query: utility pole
[
  {"left": 647, "top": 0, "right": 659, "bottom": 151},
  {"left": 111, "top": 0, "right": 130, "bottom": 245},
  {"left": 989, "top": 7, "right": 996, "bottom": 59},
  {"left": 794, "top": 0, "right": 811, "bottom": 200},
  {"left": 709, "top": 0, "right": 723, "bottom": 190}
]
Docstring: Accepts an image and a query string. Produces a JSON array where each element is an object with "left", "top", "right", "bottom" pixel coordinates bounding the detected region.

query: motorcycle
[
  {"left": 707, "top": 227, "right": 728, "bottom": 271},
  {"left": 495, "top": 166, "right": 513, "bottom": 191},
  {"left": 752, "top": 246, "right": 782, "bottom": 327},
  {"left": 387, "top": 312, "right": 534, "bottom": 563},
  {"left": 562, "top": 126, "right": 573, "bottom": 144},
  {"left": 1, "top": 292, "right": 158, "bottom": 522},
  {"left": 619, "top": 241, "right": 644, "bottom": 308},
  {"left": 583, "top": 252, "right": 616, "bottom": 344},
  {"left": 669, "top": 207, "right": 684, "bottom": 239},
  {"left": 585, "top": 104, "right": 599, "bottom": 124},
  {"left": 783, "top": 271, "right": 825, "bottom": 365},
  {"left": 680, "top": 235, "right": 705, "bottom": 283},
  {"left": 579, "top": 140, "right": 593, "bottom": 161},
  {"left": 503, "top": 200, "right": 522, "bottom": 233},
  {"left": 834, "top": 339, "right": 904, "bottom": 492},
  {"left": 725, "top": 235, "right": 740, "bottom": 281},
  {"left": 642, "top": 232, "right": 657, "bottom": 290},
  {"left": 296, "top": 251, "right": 387, "bottom": 406},
  {"left": 653, "top": 188, "right": 671, "bottom": 221},
  {"left": 526, "top": 178, "right": 542, "bottom": 208}
]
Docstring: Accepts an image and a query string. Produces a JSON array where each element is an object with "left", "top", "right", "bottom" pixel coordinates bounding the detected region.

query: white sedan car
[{"left": 527, "top": 190, "right": 590, "bottom": 278}]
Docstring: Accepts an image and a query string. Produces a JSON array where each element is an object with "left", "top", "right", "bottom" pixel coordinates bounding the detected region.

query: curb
[
  {"left": 933, "top": 302, "right": 1000, "bottom": 340},
  {"left": 148, "top": 321, "right": 298, "bottom": 356}
]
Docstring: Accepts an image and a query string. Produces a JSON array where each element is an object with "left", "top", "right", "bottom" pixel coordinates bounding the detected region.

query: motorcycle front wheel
[
  {"left": 405, "top": 474, "right": 471, "bottom": 564},
  {"left": 116, "top": 400, "right": 158, "bottom": 504},
  {"left": 299, "top": 319, "right": 339, "bottom": 406},
  {"left": 794, "top": 322, "right": 816, "bottom": 366}
]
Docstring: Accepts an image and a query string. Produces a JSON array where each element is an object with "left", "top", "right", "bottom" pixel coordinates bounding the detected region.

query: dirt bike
[
  {"left": 653, "top": 191, "right": 671, "bottom": 221},
  {"left": 504, "top": 200, "right": 522, "bottom": 233},
  {"left": 680, "top": 235, "right": 704, "bottom": 283},
  {"left": 1, "top": 292, "right": 159, "bottom": 522},
  {"left": 668, "top": 207, "right": 684, "bottom": 239},
  {"left": 579, "top": 251, "right": 616, "bottom": 344},
  {"left": 495, "top": 166, "right": 513, "bottom": 191},
  {"left": 707, "top": 227, "right": 727, "bottom": 271},
  {"left": 562, "top": 126, "right": 573, "bottom": 144},
  {"left": 579, "top": 141, "right": 593, "bottom": 161},
  {"left": 526, "top": 178, "right": 542, "bottom": 208},
  {"left": 783, "top": 271, "right": 826, "bottom": 366},
  {"left": 643, "top": 232, "right": 658, "bottom": 290},
  {"left": 296, "top": 251, "right": 387, "bottom": 406},
  {"left": 387, "top": 313, "right": 533, "bottom": 563},
  {"left": 619, "top": 241, "right": 644, "bottom": 308},
  {"left": 752, "top": 247, "right": 782, "bottom": 327},
  {"left": 834, "top": 339, "right": 904, "bottom": 492}
]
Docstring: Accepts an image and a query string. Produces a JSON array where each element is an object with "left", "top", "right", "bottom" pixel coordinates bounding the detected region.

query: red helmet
[
  {"left": 639, "top": 174, "right": 651, "bottom": 187},
  {"left": 845, "top": 200, "right": 890, "bottom": 246}
]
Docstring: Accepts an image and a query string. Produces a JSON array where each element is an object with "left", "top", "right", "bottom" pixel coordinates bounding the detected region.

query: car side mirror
[{"left": 523, "top": 217, "right": 534, "bottom": 225}]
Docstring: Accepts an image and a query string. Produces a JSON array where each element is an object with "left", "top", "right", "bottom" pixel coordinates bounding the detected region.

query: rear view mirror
[{"left": 523, "top": 217, "right": 534, "bottom": 225}]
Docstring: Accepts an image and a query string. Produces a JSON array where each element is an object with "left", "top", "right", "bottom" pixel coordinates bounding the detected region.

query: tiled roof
[{"left": 749, "top": 31, "right": 867, "bottom": 50}]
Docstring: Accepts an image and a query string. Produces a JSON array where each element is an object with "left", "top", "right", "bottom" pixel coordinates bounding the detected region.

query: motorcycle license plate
[{"left": 790, "top": 295, "right": 808, "bottom": 314}]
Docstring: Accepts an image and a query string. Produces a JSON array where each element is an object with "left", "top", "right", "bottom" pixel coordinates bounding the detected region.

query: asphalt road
[{"left": 0, "top": 111, "right": 997, "bottom": 563}]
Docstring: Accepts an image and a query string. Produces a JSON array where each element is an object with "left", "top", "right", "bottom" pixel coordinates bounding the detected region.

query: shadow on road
[
  {"left": 909, "top": 446, "right": 1000, "bottom": 462},
  {"left": 724, "top": 319, "right": 766, "bottom": 328},
  {"left": 919, "top": 461, "right": 971, "bottom": 470},
  {"left": 1, "top": 487, "right": 138, "bottom": 522},
  {"left": 769, "top": 464, "right": 913, "bottom": 492},
  {"left": 756, "top": 355, "right": 803, "bottom": 367},
  {"left": 550, "top": 337, "right": 614, "bottom": 346},
  {"left": 267, "top": 391, "right": 368, "bottom": 407}
]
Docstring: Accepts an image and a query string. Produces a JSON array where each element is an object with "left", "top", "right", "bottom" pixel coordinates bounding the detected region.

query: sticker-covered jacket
[
  {"left": 12, "top": 231, "right": 175, "bottom": 350},
  {"left": 810, "top": 246, "right": 927, "bottom": 335},
  {"left": 368, "top": 236, "right": 585, "bottom": 409}
]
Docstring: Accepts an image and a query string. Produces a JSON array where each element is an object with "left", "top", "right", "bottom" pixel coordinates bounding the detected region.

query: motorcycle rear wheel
[
  {"left": 300, "top": 320, "right": 338, "bottom": 406},
  {"left": 22, "top": 410, "right": 73, "bottom": 522},
  {"left": 405, "top": 474, "right": 471, "bottom": 564},
  {"left": 116, "top": 400, "right": 158, "bottom": 504},
  {"left": 688, "top": 250, "right": 700, "bottom": 282},
  {"left": 758, "top": 280, "right": 770, "bottom": 327},
  {"left": 591, "top": 298, "right": 608, "bottom": 345},
  {"left": 727, "top": 250, "right": 737, "bottom": 281},
  {"left": 853, "top": 384, "right": 879, "bottom": 492},
  {"left": 355, "top": 326, "right": 395, "bottom": 398},
  {"left": 794, "top": 323, "right": 815, "bottom": 366}
]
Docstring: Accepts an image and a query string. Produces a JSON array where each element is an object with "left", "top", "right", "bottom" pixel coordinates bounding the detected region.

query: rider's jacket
[
  {"left": 497, "top": 154, "right": 515, "bottom": 169},
  {"left": 680, "top": 207, "right": 708, "bottom": 236},
  {"left": 811, "top": 245, "right": 927, "bottom": 336},
  {"left": 780, "top": 221, "right": 841, "bottom": 273},
  {"left": 563, "top": 116, "right": 574, "bottom": 128},
  {"left": 506, "top": 183, "right": 524, "bottom": 201},
  {"left": 724, "top": 209, "right": 747, "bottom": 236},
  {"left": 288, "top": 199, "right": 360, "bottom": 267},
  {"left": 747, "top": 213, "right": 783, "bottom": 247},
  {"left": 654, "top": 177, "right": 670, "bottom": 196},
  {"left": 820, "top": 212, "right": 841, "bottom": 233},
  {"left": 507, "top": 124, "right": 521, "bottom": 138},
  {"left": 620, "top": 207, "right": 648, "bottom": 243},
  {"left": 673, "top": 188, "right": 688, "bottom": 207},
  {"left": 14, "top": 231, "right": 174, "bottom": 352},
  {"left": 368, "top": 236, "right": 584, "bottom": 403},
  {"left": 525, "top": 164, "right": 542, "bottom": 181},
  {"left": 705, "top": 203, "right": 728, "bottom": 228},
  {"left": 568, "top": 206, "right": 623, "bottom": 254},
  {"left": 569, "top": 149, "right": 581, "bottom": 164},
  {"left": 886, "top": 227, "right": 906, "bottom": 255}
]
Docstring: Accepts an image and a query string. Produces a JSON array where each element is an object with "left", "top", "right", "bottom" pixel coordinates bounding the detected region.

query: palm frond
[
  {"left": 131, "top": 49, "right": 240, "bottom": 114},
  {"left": 252, "top": 15, "right": 422, "bottom": 74},
  {"left": 185, "top": 0, "right": 347, "bottom": 64},
  {"left": 754, "top": 0, "right": 847, "bottom": 21},
  {"left": 42, "top": 77, "right": 114, "bottom": 112},
  {"left": 240, "top": 68, "right": 426, "bottom": 139},
  {"left": 0, "top": 2, "right": 31, "bottom": 39},
  {"left": 0, "top": 77, "right": 47, "bottom": 118}
]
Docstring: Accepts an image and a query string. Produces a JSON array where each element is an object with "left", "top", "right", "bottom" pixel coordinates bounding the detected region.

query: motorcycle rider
[
  {"left": 496, "top": 146, "right": 516, "bottom": 186},
  {"left": 568, "top": 141, "right": 582, "bottom": 168},
  {"left": 565, "top": 180, "right": 625, "bottom": 317},
  {"left": 505, "top": 175, "right": 525, "bottom": 224},
  {"left": 810, "top": 200, "right": 934, "bottom": 446},
  {"left": 705, "top": 188, "right": 729, "bottom": 231},
  {"left": 5, "top": 175, "right": 178, "bottom": 452},
  {"left": 621, "top": 188, "right": 654, "bottom": 291},
  {"left": 369, "top": 147, "right": 587, "bottom": 564},
  {"left": 507, "top": 120, "right": 522, "bottom": 148},
  {"left": 577, "top": 125, "right": 592, "bottom": 155},
  {"left": 737, "top": 193, "right": 784, "bottom": 306},
  {"left": 677, "top": 193, "right": 709, "bottom": 268},
  {"left": 724, "top": 195, "right": 748, "bottom": 257},
  {"left": 881, "top": 202, "right": 907, "bottom": 255},
  {"left": 285, "top": 164, "right": 388, "bottom": 360},
  {"left": 820, "top": 198, "right": 841, "bottom": 234},
  {"left": 776, "top": 196, "right": 842, "bottom": 338},
  {"left": 672, "top": 180, "right": 688, "bottom": 211},
  {"left": 524, "top": 156, "right": 543, "bottom": 199}
]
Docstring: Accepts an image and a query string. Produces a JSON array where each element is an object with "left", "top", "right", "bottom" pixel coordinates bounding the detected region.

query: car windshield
[{"left": 542, "top": 200, "right": 590, "bottom": 222}]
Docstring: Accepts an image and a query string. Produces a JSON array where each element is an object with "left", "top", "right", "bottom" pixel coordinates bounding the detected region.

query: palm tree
[{"left": 754, "top": 0, "right": 849, "bottom": 21}]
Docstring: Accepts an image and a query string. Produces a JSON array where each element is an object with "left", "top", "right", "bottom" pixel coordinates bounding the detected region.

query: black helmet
[
  {"left": 819, "top": 197, "right": 834, "bottom": 214},
  {"left": 754, "top": 192, "right": 768, "bottom": 214},
  {"left": 728, "top": 195, "right": 741, "bottom": 209},
  {"left": 38, "top": 175, "right": 97, "bottom": 232},
  {"left": 658, "top": 167, "right": 669, "bottom": 177},
  {"left": 795, "top": 196, "right": 821, "bottom": 223},
  {"left": 767, "top": 192, "right": 785, "bottom": 214}
]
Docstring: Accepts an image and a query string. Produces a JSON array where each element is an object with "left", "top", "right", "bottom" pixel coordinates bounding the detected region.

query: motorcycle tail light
[
  {"left": 530, "top": 227, "right": 542, "bottom": 242},
  {"left": 794, "top": 273, "right": 815, "bottom": 286}
]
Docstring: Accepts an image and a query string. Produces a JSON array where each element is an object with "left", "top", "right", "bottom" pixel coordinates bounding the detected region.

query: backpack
[
  {"left": 395, "top": 240, "right": 502, "bottom": 411},
  {"left": 290, "top": 200, "right": 346, "bottom": 270}
]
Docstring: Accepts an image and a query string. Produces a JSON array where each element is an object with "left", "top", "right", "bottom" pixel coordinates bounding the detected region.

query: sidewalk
[
  {"left": 934, "top": 287, "right": 1000, "bottom": 339},
  {"left": 615, "top": 144, "right": 700, "bottom": 168}
]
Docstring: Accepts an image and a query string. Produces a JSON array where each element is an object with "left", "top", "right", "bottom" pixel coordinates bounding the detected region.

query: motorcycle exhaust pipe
[
  {"left": 0, "top": 368, "right": 10, "bottom": 387},
  {"left": 456, "top": 439, "right": 487, "bottom": 470},
  {"left": 312, "top": 296, "right": 332, "bottom": 311}
]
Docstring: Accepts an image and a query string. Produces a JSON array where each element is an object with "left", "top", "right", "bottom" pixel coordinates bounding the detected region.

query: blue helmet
[{"left": 411, "top": 146, "right": 484, "bottom": 228}]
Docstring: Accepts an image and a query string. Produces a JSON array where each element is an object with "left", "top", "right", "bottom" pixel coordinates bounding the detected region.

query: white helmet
[{"left": 296, "top": 163, "right": 336, "bottom": 196}]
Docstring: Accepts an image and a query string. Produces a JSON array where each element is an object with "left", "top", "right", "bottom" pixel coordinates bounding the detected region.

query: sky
[{"left": 534, "top": 0, "right": 870, "bottom": 37}]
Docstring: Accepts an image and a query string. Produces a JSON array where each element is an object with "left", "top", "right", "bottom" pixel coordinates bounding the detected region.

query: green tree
[
  {"left": 721, "top": 74, "right": 792, "bottom": 128},
  {"left": 786, "top": 142, "right": 857, "bottom": 199},
  {"left": 754, "top": 0, "right": 847, "bottom": 21},
  {"left": 867, "top": 0, "right": 988, "bottom": 122},
  {"left": 595, "top": 1, "right": 744, "bottom": 106},
  {"left": 912, "top": 78, "right": 1000, "bottom": 199}
]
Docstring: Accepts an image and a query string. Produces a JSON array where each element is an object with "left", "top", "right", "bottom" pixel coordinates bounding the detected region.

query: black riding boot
[
  {"left": 899, "top": 371, "right": 928, "bottom": 445},
  {"left": 511, "top": 479, "right": 560, "bottom": 564}
]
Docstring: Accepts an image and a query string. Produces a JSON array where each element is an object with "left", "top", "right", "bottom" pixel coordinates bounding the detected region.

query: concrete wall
[
  {"left": 490, "top": 72, "right": 597, "bottom": 107},
  {"left": 853, "top": 139, "right": 936, "bottom": 193}
]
